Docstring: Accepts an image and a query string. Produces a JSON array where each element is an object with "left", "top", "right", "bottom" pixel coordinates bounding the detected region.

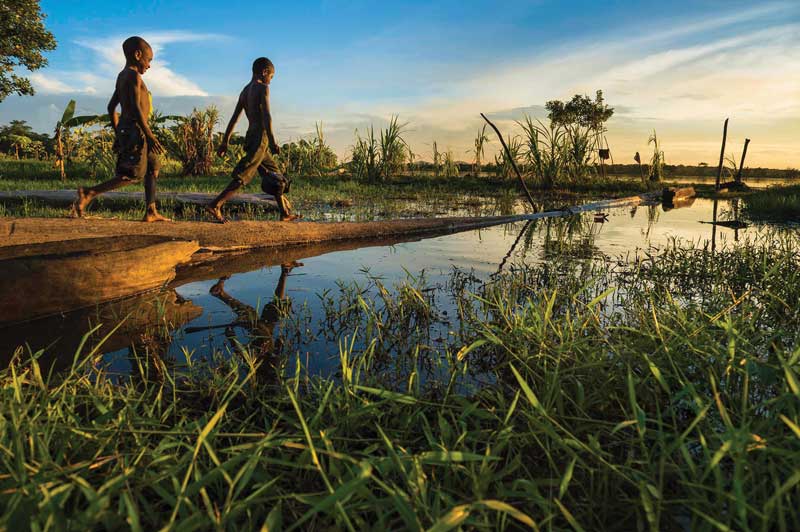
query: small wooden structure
[
  {"left": 0, "top": 235, "right": 199, "bottom": 324},
  {"left": 661, "top": 186, "right": 695, "bottom": 204}
]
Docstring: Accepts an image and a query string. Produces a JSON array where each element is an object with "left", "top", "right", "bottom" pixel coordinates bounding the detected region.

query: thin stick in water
[{"left": 480, "top": 113, "right": 537, "bottom": 212}]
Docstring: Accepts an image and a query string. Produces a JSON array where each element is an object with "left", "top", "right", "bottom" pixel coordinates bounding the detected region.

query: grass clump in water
[{"left": 743, "top": 184, "right": 800, "bottom": 223}]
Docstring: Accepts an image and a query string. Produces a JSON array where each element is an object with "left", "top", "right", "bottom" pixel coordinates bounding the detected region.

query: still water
[{"left": 0, "top": 197, "right": 781, "bottom": 376}]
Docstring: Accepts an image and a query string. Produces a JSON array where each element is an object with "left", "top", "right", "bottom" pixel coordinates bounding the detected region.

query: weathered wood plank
[{"left": 0, "top": 189, "right": 278, "bottom": 209}]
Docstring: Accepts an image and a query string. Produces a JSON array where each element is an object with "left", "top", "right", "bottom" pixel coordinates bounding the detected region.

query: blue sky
[{"left": 2, "top": 0, "right": 798, "bottom": 166}]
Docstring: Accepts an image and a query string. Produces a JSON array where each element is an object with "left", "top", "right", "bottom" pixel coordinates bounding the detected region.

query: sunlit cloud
[
  {"left": 30, "top": 31, "right": 225, "bottom": 97},
  {"left": 28, "top": 73, "right": 96, "bottom": 95},
  {"left": 348, "top": 11, "right": 799, "bottom": 167}
]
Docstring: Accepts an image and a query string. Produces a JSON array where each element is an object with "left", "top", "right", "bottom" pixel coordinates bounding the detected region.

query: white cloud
[
  {"left": 73, "top": 31, "right": 226, "bottom": 97},
  {"left": 29, "top": 31, "right": 225, "bottom": 99},
  {"left": 28, "top": 72, "right": 81, "bottom": 94}
]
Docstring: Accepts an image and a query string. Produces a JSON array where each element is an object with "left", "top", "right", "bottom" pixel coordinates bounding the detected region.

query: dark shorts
[
  {"left": 232, "top": 129, "right": 281, "bottom": 186},
  {"left": 115, "top": 123, "right": 160, "bottom": 180}
]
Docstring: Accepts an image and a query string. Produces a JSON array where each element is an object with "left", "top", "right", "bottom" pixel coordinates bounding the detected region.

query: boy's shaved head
[
  {"left": 252, "top": 57, "right": 275, "bottom": 75},
  {"left": 122, "top": 36, "right": 152, "bottom": 60}
]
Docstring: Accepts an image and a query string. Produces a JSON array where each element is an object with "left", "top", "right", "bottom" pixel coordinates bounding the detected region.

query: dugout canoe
[{"left": 0, "top": 235, "right": 199, "bottom": 325}]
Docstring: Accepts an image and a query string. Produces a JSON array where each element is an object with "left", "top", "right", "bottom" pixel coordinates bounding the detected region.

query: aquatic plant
[
  {"left": 379, "top": 116, "right": 408, "bottom": 180},
  {"left": 443, "top": 149, "right": 459, "bottom": 178},
  {"left": 471, "top": 124, "right": 490, "bottom": 175},
  {"left": 518, "top": 116, "right": 566, "bottom": 189},
  {"left": 647, "top": 130, "right": 665, "bottom": 182},
  {"left": 493, "top": 134, "right": 523, "bottom": 180},
  {"left": 743, "top": 184, "right": 800, "bottom": 222},
  {"left": 432, "top": 140, "right": 441, "bottom": 177},
  {"left": 350, "top": 126, "right": 380, "bottom": 181},
  {"left": 276, "top": 123, "right": 338, "bottom": 178},
  {"left": 349, "top": 117, "right": 407, "bottom": 181}
]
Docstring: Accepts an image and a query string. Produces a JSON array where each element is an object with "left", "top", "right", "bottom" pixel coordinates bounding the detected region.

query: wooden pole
[
  {"left": 480, "top": 113, "right": 537, "bottom": 212},
  {"left": 715, "top": 118, "right": 728, "bottom": 191},
  {"left": 736, "top": 138, "right": 750, "bottom": 184}
]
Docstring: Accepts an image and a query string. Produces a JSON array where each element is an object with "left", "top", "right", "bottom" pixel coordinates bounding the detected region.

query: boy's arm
[
  {"left": 128, "top": 72, "right": 163, "bottom": 154},
  {"left": 107, "top": 89, "right": 120, "bottom": 131},
  {"left": 262, "top": 85, "right": 279, "bottom": 155},
  {"left": 217, "top": 92, "right": 244, "bottom": 156}
]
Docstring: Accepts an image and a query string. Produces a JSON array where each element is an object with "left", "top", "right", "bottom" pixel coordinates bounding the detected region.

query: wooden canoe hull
[{"left": 0, "top": 236, "right": 199, "bottom": 324}]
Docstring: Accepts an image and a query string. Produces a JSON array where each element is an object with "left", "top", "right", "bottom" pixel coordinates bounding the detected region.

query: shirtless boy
[
  {"left": 206, "top": 57, "right": 299, "bottom": 223},
  {"left": 74, "top": 36, "right": 168, "bottom": 222}
]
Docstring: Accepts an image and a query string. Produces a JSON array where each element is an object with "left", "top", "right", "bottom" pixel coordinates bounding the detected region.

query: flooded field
[{"left": 4, "top": 196, "right": 794, "bottom": 382}]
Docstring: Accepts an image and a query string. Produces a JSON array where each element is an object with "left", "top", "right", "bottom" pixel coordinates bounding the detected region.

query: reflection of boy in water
[{"left": 208, "top": 262, "right": 301, "bottom": 378}]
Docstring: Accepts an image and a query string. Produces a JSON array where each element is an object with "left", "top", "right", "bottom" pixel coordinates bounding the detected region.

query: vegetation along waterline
[
  {"left": 2, "top": 229, "right": 799, "bottom": 530},
  {"left": 742, "top": 184, "right": 800, "bottom": 223}
]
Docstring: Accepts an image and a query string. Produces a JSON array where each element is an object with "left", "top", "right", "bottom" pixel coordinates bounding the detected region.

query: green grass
[
  {"left": 2, "top": 231, "right": 798, "bottom": 529},
  {"left": 743, "top": 184, "right": 800, "bottom": 223}
]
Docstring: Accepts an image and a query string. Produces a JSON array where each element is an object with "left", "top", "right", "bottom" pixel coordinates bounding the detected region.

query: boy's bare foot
[
  {"left": 205, "top": 205, "right": 227, "bottom": 224},
  {"left": 280, "top": 214, "right": 302, "bottom": 222},
  {"left": 73, "top": 187, "right": 93, "bottom": 218},
  {"left": 142, "top": 211, "right": 172, "bottom": 223}
]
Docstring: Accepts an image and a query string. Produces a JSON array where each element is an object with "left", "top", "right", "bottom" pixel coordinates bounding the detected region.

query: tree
[
  {"left": 546, "top": 90, "right": 615, "bottom": 175},
  {"left": 546, "top": 90, "right": 614, "bottom": 133},
  {"left": 0, "top": 119, "right": 50, "bottom": 156},
  {"left": 6, "top": 133, "right": 29, "bottom": 158},
  {"left": 0, "top": 0, "right": 57, "bottom": 101}
]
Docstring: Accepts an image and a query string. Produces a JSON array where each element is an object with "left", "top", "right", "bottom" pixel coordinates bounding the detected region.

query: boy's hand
[
  {"left": 217, "top": 142, "right": 228, "bottom": 157},
  {"left": 270, "top": 142, "right": 281, "bottom": 155},
  {"left": 147, "top": 134, "right": 164, "bottom": 155}
]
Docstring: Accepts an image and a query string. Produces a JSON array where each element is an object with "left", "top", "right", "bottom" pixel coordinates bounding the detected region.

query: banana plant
[{"left": 53, "top": 99, "right": 109, "bottom": 181}]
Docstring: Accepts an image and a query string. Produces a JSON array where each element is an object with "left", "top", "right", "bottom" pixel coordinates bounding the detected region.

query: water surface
[{"left": 1, "top": 197, "right": 784, "bottom": 378}]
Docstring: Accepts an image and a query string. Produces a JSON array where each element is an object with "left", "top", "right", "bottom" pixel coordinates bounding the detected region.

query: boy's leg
[
  {"left": 206, "top": 133, "right": 266, "bottom": 223},
  {"left": 75, "top": 124, "right": 146, "bottom": 217},
  {"left": 142, "top": 151, "right": 170, "bottom": 222}
]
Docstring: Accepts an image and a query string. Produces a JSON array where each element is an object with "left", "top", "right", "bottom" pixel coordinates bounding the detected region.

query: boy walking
[
  {"left": 74, "top": 36, "right": 169, "bottom": 222},
  {"left": 207, "top": 57, "right": 299, "bottom": 223}
]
